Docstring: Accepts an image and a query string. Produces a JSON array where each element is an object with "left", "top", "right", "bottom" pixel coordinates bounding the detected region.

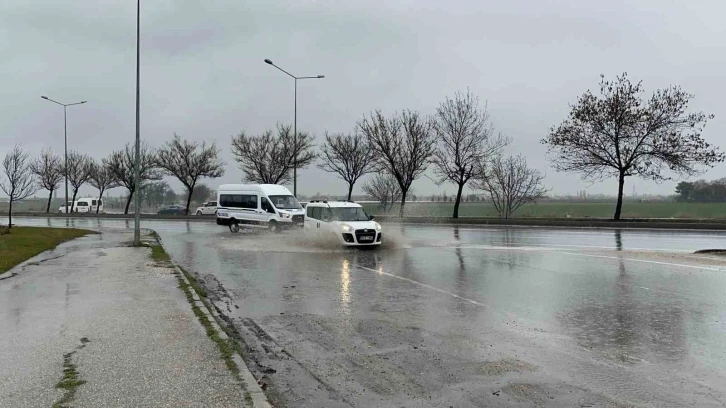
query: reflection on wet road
[{"left": 15, "top": 217, "right": 726, "bottom": 407}]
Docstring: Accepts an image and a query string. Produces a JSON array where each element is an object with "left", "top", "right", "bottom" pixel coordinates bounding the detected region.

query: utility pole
[{"left": 133, "top": 0, "right": 142, "bottom": 246}]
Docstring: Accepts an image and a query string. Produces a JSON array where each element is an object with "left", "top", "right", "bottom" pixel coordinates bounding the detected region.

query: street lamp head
[
  {"left": 317, "top": 75, "right": 325, "bottom": 78},
  {"left": 80, "top": 101, "right": 87, "bottom": 104},
  {"left": 41, "top": 96, "right": 49, "bottom": 100},
  {"left": 264, "top": 59, "right": 273, "bottom": 65}
]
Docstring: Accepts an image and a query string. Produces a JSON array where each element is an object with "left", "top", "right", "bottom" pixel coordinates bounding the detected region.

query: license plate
[
  {"left": 359, "top": 236, "right": 374, "bottom": 242},
  {"left": 217, "top": 212, "right": 228, "bottom": 217}
]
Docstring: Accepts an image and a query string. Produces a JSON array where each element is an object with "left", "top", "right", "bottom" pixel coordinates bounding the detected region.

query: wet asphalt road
[{"left": 14, "top": 217, "right": 726, "bottom": 407}]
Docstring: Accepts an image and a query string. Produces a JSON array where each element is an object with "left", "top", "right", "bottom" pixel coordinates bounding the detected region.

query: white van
[
  {"left": 58, "top": 198, "right": 104, "bottom": 213},
  {"left": 216, "top": 184, "right": 305, "bottom": 233},
  {"left": 304, "top": 200, "right": 382, "bottom": 246}
]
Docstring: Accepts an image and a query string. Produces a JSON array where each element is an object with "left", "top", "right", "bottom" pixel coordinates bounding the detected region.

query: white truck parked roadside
[
  {"left": 215, "top": 184, "right": 305, "bottom": 233},
  {"left": 304, "top": 200, "right": 382, "bottom": 247}
]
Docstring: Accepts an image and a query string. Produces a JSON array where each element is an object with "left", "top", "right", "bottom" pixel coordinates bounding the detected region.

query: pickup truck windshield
[
  {"left": 329, "top": 207, "right": 370, "bottom": 222},
  {"left": 268, "top": 195, "right": 301, "bottom": 210}
]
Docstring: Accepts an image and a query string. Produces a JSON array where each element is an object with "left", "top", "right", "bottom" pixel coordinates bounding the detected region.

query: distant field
[{"left": 361, "top": 202, "right": 726, "bottom": 219}]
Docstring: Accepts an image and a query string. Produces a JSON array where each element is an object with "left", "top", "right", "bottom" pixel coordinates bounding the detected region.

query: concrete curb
[
  {"left": 174, "top": 266, "right": 272, "bottom": 408},
  {"left": 149, "top": 236, "right": 271, "bottom": 408}
]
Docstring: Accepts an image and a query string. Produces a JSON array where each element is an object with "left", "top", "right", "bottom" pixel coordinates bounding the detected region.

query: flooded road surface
[{"left": 15, "top": 217, "right": 726, "bottom": 407}]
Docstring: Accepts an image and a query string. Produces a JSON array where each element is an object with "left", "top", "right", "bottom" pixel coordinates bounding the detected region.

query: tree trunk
[
  {"left": 614, "top": 172, "right": 626, "bottom": 221},
  {"left": 46, "top": 189, "right": 53, "bottom": 213},
  {"left": 8, "top": 199, "right": 13, "bottom": 229},
  {"left": 347, "top": 183, "right": 354, "bottom": 201},
  {"left": 124, "top": 191, "right": 134, "bottom": 215},
  {"left": 453, "top": 182, "right": 464, "bottom": 219},
  {"left": 185, "top": 187, "right": 194, "bottom": 215},
  {"left": 399, "top": 189, "right": 408, "bottom": 218},
  {"left": 71, "top": 189, "right": 79, "bottom": 213},
  {"left": 96, "top": 189, "right": 104, "bottom": 214}
]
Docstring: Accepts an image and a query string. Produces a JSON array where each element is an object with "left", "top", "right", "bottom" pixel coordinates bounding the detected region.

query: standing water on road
[{"left": 14, "top": 217, "right": 726, "bottom": 407}]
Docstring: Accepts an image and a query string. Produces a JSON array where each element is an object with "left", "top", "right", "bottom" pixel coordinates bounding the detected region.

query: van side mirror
[{"left": 369, "top": 215, "right": 375, "bottom": 221}]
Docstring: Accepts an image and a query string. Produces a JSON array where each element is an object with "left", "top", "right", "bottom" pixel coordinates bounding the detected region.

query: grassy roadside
[{"left": 0, "top": 227, "right": 93, "bottom": 275}]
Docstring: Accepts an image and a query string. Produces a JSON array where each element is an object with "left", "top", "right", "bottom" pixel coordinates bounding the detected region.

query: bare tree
[
  {"left": 473, "top": 155, "right": 547, "bottom": 219},
  {"left": 190, "top": 183, "right": 214, "bottom": 204},
  {"left": 107, "top": 142, "right": 162, "bottom": 214},
  {"left": 29, "top": 148, "right": 63, "bottom": 213},
  {"left": 140, "top": 181, "right": 175, "bottom": 209},
  {"left": 89, "top": 159, "right": 119, "bottom": 214},
  {"left": 362, "top": 174, "right": 401, "bottom": 212},
  {"left": 156, "top": 134, "right": 225, "bottom": 214},
  {"left": 358, "top": 110, "right": 435, "bottom": 217},
  {"left": 542, "top": 73, "right": 724, "bottom": 220},
  {"left": 64, "top": 151, "right": 94, "bottom": 213},
  {"left": 317, "top": 132, "right": 376, "bottom": 200},
  {"left": 431, "top": 89, "right": 510, "bottom": 218},
  {"left": 1, "top": 146, "right": 37, "bottom": 228},
  {"left": 231, "top": 124, "right": 316, "bottom": 185}
]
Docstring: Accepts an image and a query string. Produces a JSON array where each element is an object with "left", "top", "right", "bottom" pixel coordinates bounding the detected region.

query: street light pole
[
  {"left": 264, "top": 59, "right": 324, "bottom": 197},
  {"left": 133, "top": 0, "right": 141, "bottom": 246},
  {"left": 293, "top": 77, "right": 297, "bottom": 195},
  {"left": 41, "top": 96, "right": 87, "bottom": 215}
]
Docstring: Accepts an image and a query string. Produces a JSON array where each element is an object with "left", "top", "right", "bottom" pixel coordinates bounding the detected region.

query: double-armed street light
[
  {"left": 41, "top": 96, "right": 87, "bottom": 214},
  {"left": 264, "top": 58, "right": 324, "bottom": 196}
]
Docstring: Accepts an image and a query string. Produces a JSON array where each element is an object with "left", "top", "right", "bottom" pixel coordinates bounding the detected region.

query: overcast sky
[{"left": 2, "top": 0, "right": 725, "bottom": 200}]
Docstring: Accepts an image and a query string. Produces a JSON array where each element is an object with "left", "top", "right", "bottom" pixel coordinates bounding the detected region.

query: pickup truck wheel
[{"left": 229, "top": 221, "right": 240, "bottom": 233}]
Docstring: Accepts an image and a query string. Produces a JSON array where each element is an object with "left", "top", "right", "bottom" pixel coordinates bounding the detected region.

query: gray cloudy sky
[{"left": 2, "top": 0, "right": 725, "bottom": 199}]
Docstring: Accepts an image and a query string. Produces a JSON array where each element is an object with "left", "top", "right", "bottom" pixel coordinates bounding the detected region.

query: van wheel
[
  {"left": 229, "top": 221, "right": 240, "bottom": 233},
  {"left": 268, "top": 221, "right": 279, "bottom": 233}
]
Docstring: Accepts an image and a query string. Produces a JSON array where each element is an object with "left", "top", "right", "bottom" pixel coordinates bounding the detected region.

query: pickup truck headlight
[
  {"left": 340, "top": 223, "right": 353, "bottom": 233},
  {"left": 375, "top": 222, "right": 382, "bottom": 232}
]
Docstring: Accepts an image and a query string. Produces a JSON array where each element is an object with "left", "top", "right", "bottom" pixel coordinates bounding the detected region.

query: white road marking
[
  {"left": 454, "top": 244, "right": 694, "bottom": 252},
  {"left": 355, "top": 265, "right": 492, "bottom": 309},
  {"left": 558, "top": 251, "right": 726, "bottom": 272}
]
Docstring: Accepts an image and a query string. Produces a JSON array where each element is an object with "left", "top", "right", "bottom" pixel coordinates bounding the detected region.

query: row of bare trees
[
  {"left": 1, "top": 136, "right": 225, "bottom": 227},
  {"left": 231, "top": 89, "right": 547, "bottom": 218},
  {"left": 7, "top": 74, "right": 716, "bottom": 222},
  {"left": 233, "top": 74, "right": 725, "bottom": 220}
]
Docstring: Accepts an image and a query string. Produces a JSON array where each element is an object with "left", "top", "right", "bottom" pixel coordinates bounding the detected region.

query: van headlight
[
  {"left": 340, "top": 223, "right": 353, "bottom": 233},
  {"left": 278, "top": 212, "right": 291, "bottom": 218},
  {"left": 375, "top": 222, "right": 382, "bottom": 232}
]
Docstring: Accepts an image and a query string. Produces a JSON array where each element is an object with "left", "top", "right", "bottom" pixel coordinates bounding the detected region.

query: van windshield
[
  {"left": 268, "top": 195, "right": 301, "bottom": 210},
  {"left": 329, "top": 207, "right": 370, "bottom": 222}
]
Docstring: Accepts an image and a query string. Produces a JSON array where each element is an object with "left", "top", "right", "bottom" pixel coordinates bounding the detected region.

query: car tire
[
  {"left": 196, "top": 210, "right": 202, "bottom": 216},
  {"left": 268, "top": 221, "right": 279, "bottom": 233},
  {"left": 229, "top": 221, "right": 240, "bottom": 233}
]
